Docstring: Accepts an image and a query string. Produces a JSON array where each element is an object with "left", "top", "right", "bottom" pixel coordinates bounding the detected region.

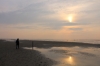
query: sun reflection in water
[{"left": 65, "top": 56, "right": 75, "bottom": 65}]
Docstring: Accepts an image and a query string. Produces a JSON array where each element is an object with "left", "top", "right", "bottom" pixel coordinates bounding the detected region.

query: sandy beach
[
  {"left": 0, "top": 40, "right": 56, "bottom": 66},
  {"left": 0, "top": 39, "right": 100, "bottom": 66}
]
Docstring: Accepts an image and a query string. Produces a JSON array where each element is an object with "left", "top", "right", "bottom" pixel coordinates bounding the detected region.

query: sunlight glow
[
  {"left": 68, "top": 56, "right": 73, "bottom": 64},
  {"left": 68, "top": 16, "right": 73, "bottom": 22},
  {"left": 69, "top": 56, "right": 72, "bottom": 59},
  {"left": 65, "top": 56, "right": 75, "bottom": 65}
]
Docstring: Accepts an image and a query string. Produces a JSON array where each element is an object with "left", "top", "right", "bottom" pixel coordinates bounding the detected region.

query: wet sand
[
  {"left": 0, "top": 39, "right": 100, "bottom": 66},
  {"left": 0, "top": 40, "right": 56, "bottom": 66}
]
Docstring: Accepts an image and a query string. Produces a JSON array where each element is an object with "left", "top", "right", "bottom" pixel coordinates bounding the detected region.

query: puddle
[
  {"left": 23, "top": 46, "right": 100, "bottom": 66},
  {"left": 34, "top": 46, "right": 100, "bottom": 66}
]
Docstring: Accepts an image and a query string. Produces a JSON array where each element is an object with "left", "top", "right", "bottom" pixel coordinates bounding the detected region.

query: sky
[{"left": 0, "top": 0, "right": 100, "bottom": 40}]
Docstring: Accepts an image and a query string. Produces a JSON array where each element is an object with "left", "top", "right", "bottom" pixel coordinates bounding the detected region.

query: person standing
[{"left": 16, "top": 38, "right": 19, "bottom": 49}]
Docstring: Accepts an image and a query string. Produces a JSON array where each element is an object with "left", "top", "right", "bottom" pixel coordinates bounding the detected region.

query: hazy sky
[{"left": 0, "top": 0, "right": 100, "bottom": 40}]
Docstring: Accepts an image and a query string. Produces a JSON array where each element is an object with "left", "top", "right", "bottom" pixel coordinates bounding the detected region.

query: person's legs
[
  {"left": 16, "top": 44, "right": 17, "bottom": 49},
  {"left": 18, "top": 44, "right": 19, "bottom": 49}
]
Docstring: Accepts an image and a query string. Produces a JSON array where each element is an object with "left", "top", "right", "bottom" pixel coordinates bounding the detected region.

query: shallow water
[
  {"left": 23, "top": 45, "right": 100, "bottom": 66},
  {"left": 32, "top": 46, "right": 100, "bottom": 66},
  {"left": 69, "top": 39, "right": 100, "bottom": 44},
  {"left": 3, "top": 39, "right": 100, "bottom": 44}
]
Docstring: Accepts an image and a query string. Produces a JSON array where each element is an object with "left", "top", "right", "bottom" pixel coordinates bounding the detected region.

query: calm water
[
  {"left": 4, "top": 39, "right": 100, "bottom": 44},
  {"left": 69, "top": 39, "right": 100, "bottom": 44},
  {"left": 23, "top": 46, "right": 100, "bottom": 66}
]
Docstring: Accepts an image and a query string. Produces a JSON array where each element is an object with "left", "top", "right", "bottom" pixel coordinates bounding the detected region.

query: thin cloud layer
[{"left": 0, "top": 0, "right": 100, "bottom": 39}]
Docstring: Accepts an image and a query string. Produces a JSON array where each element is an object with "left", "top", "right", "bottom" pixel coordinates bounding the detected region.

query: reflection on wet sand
[
  {"left": 68, "top": 56, "right": 73, "bottom": 64},
  {"left": 20, "top": 40, "right": 100, "bottom": 66},
  {"left": 65, "top": 56, "right": 75, "bottom": 65},
  {"left": 32, "top": 46, "right": 100, "bottom": 66}
]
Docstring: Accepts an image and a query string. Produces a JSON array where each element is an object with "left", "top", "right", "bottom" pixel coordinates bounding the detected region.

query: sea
[
  {"left": 3, "top": 39, "right": 100, "bottom": 44},
  {"left": 2, "top": 39, "right": 100, "bottom": 66}
]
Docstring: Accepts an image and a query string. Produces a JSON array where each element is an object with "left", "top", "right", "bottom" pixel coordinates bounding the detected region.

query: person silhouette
[{"left": 16, "top": 38, "right": 19, "bottom": 49}]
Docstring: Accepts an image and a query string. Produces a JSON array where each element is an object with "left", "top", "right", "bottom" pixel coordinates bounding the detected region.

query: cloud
[
  {"left": 0, "top": 0, "right": 47, "bottom": 13},
  {"left": 0, "top": 0, "right": 100, "bottom": 30},
  {"left": 69, "top": 28, "right": 83, "bottom": 31}
]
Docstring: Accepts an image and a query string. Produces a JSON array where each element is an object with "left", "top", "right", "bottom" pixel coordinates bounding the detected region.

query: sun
[{"left": 68, "top": 16, "right": 73, "bottom": 22}]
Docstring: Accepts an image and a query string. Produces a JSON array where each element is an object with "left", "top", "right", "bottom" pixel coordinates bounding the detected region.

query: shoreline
[
  {"left": 1, "top": 39, "right": 100, "bottom": 48},
  {"left": 1, "top": 39, "right": 100, "bottom": 44},
  {"left": 0, "top": 39, "right": 100, "bottom": 66},
  {"left": 0, "top": 40, "right": 57, "bottom": 66}
]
